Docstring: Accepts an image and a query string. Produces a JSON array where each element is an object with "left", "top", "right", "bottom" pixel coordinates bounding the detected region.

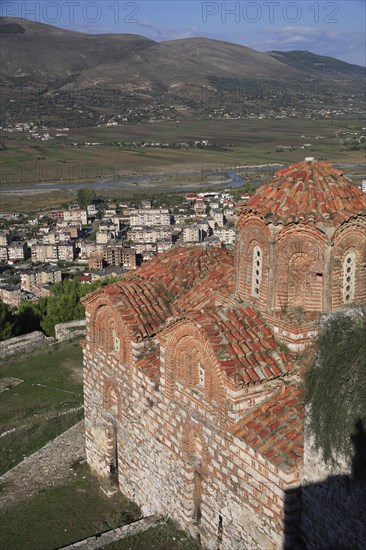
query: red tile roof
[
  {"left": 89, "top": 247, "right": 234, "bottom": 341},
  {"left": 85, "top": 246, "right": 293, "bottom": 386},
  {"left": 136, "top": 246, "right": 233, "bottom": 300},
  {"left": 230, "top": 384, "right": 304, "bottom": 471},
  {"left": 186, "top": 306, "right": 292, "bottom": 386},
  {"left": 238, "top": 161, "right": 366, "bottom": 226}
]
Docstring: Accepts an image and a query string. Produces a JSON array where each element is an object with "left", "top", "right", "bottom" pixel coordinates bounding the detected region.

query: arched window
[
  {"left": 251, "top": 245, "right": 262, "bottom": 297},
  {"left": 173, "top": 340, "right": 207, "bottom": 394},
  {"left": 104, "top": 383, "right": 119, "bottom": 418},
  {"left": 110, "top": 322, "right": 120, "bottom": 353},
  {"left": 198, "top": 363, "right": 205, "bottom": 388},
  {"left": 343, "top": 251, "right": 356, "bottom": 304}
]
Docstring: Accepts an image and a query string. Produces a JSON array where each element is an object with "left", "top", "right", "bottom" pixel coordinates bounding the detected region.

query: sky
[{"left": 1, "top": 0, "right": 365, "bottom": 66}]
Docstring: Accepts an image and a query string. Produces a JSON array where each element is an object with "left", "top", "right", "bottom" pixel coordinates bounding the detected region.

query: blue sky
[{"left": 2, "top": 0, "right": 365, "bottom": 65}]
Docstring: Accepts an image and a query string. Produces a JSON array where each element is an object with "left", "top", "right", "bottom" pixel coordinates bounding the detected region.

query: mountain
[
  {"left": 0, "top": 17, "right": 364, "bottom": 126},
  {"left": 0, "top": 18, "right": 156, "bottom": 80},
  {"left": 268, "top": 50, "right": 365, "bottom": 79},
  {"left": 162, "top": 38, "right": 302, "bottom": 81},
  {"left": 0, "top": 18, "right": 302, "bottom": 90}
]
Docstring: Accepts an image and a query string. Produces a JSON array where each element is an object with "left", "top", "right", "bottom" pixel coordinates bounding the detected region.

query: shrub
[{"left": 305, "top": 311, "right": 366, "bottom": 467}]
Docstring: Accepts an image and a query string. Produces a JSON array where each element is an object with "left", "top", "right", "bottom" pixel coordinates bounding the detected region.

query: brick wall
[
  {"left": 235, "top": 214, "right": 365, "bottom": 349},
  {"left": 331, "top": 220, "right": 366, "bottom": 310},
  {"left": 235, "top": 217, "right": 270, "bottom": 314},
  {"left": 83, "top": 306, "right": 301, "bottom": 550}
]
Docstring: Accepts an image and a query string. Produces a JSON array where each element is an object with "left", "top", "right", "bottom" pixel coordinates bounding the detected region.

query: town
[{"left": 0, "top": 189, "right": 242, "bottom": 307}]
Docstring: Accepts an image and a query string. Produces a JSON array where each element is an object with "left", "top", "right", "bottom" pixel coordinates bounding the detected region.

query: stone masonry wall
[
  {"left": 55, "top": 319, "right": 86, "bottom": 342},
  {"left": 83, "top": 341, "right": 300, "bottom": 550},
  {"left": 298, "top": 420, "right": 366, "bottom": 549},
  {"left": 0, "top": 331, "right": 54, "bottom": 358}
]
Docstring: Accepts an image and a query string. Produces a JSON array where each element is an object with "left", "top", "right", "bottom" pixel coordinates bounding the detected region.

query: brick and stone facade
[
  {"left": 236, "top": 161, "right": 366, "bottom": 350},
  {"left": 82, "top": 160, "right": 366, "bottom": 549}
]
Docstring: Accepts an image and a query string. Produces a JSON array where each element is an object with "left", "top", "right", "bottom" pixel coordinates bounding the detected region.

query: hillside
[
  {"left": 268, "top": 50, "right": 366, "bottom": 79},
  {"left": 0, "top": 18, "right": 156, "bottom": 80},
  {"left": 0, "top": 17, "right": 364, "bottom": 127},
  {"left": 162, "top": 37, "right": 303, "bottom": 81}
]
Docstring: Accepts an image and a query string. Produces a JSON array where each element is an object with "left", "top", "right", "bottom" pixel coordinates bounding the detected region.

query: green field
[
  {"left": 1, "top": 118, "right": 364, "bottom": 188},
  {"left": 0, "top": 341, "right": 83, "bottom": 474}
]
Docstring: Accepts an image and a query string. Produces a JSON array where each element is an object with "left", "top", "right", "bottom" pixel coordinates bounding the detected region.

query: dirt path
[{"left": 0, "top": 421, "right": 85, "bottom": 511}]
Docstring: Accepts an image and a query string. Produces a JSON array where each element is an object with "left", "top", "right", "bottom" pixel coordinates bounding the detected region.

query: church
[{"left": 82, "top": 160, "right": 366, "bottom": 549}]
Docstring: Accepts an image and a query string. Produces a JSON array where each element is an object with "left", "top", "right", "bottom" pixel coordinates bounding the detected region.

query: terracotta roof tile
[
  {"left": 86, "top": 246, "right": 291, "bottom": 386},
  {"left": 230, "top": 384, "right": 304, "bottom": 472},
  {"left": 135, "top": 347, "right": 160, "bottom": 382},
  {"left": 237, "top": 160, "right": 366, "bottom": 227},
  {"left": 186, "top": 305, "right": 293, "bottom": 387}
]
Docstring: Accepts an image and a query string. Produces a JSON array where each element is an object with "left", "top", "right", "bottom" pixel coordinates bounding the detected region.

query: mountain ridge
[{"left": 1, "top": 17, "right": 364, "bottom": 126}]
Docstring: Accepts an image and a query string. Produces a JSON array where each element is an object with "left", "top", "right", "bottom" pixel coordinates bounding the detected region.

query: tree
[
  {"left": 40, "top": 279, "right": 85, "bottom": 336},
  {"left": 305, "top": 312, "right": 366, "bottom": 466},
  {"left": 77, "top": 188, "right": 96, "bottom": 207},
  {"left": 39, "top": 277, "right": 117, "bottom": 336},
  {"left": 0, "top": 299, "right": 16, "bottom": 341},
  {"left": 14, "top": 301, "right": 42, "bottom": 335}
]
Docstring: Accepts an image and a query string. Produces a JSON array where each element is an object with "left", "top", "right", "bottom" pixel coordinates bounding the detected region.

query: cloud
[{"left": 138, "top": 20, "right": 164, "bottom": 37}]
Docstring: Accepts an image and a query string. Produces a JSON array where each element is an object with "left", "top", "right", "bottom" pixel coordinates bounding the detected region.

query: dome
[{"left": 239, "top": 160, "right": 366, "bottom": 226}]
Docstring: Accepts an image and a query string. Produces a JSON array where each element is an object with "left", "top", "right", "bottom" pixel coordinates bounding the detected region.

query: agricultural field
[{"left": 1, "top": 118, "right": 364, "bottom": 188}]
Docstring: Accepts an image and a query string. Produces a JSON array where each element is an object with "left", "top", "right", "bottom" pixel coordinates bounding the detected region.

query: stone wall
[
  {"left": 292, "top": 420, "right": 366, "bottom": 549},
  {"left": 55, "top": 320, "right": 86, "bottom": 342},
  {"left": 83, "top": 339, "right": 301, "bottom": 550},
  {"left": 0, "top": 331, "right": 54, "bottom": 358}
]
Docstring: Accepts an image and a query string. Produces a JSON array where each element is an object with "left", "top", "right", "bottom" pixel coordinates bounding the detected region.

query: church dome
[{"left": 240, "top": 160, "right": 366, "bottom": 226}]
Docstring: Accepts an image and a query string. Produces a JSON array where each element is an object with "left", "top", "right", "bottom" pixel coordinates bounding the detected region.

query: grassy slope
[
  {"left": 0, "top": 341, "right": 83, "bottom": 474},
  {"left": 0, "top": 462, "right": 141, "bottom": 550},
  {"left": 106, "top": 520, "right": 199, "bottom": 549}
]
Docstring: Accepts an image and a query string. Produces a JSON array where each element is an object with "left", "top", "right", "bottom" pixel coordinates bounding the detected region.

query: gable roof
[
  {"left": 85, "top": 247, "right": 234, "bottom": 341},
  {"left": 186, "top": 305, "right": 292, "bottom": 386},
  {"left": 85, "top": 246, "right": 293, "bottom": 388}
]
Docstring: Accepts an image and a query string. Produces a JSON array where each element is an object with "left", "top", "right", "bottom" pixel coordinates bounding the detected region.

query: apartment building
[
  {"left": 31, "top": 243, "right": 74, "bottom": 263},
  {"left": 64, "top": 209, "right": 87, "bottom": 226},
  {"left": 130, "top": 208, "right": 171, "bottom": 227},
  {"left": 215, "top": 227, "right": 236, "bottom": 245},
  {"left": 21, "top": 267, "right": 62, "bottom": 293},
  {"left": 128, "top": 226, "right": 172, "bottom": 244},
  {"left": 7, "top": 243, "right": 29, "bottom": 262},
  {"left": 96, "top": 231, "right": 116, "bottom": 244},
  {"left": 0, "top": 247, "right": 9, "bottom": 262},
  {"left": 0, "top": 284, "right": 34, "bottom": 306},
  {"left": 0, "top": 231, "right": 11, "bottom": 246},
  {"left": 48, "top": 209, "right": 64, "bottom": 221}
]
